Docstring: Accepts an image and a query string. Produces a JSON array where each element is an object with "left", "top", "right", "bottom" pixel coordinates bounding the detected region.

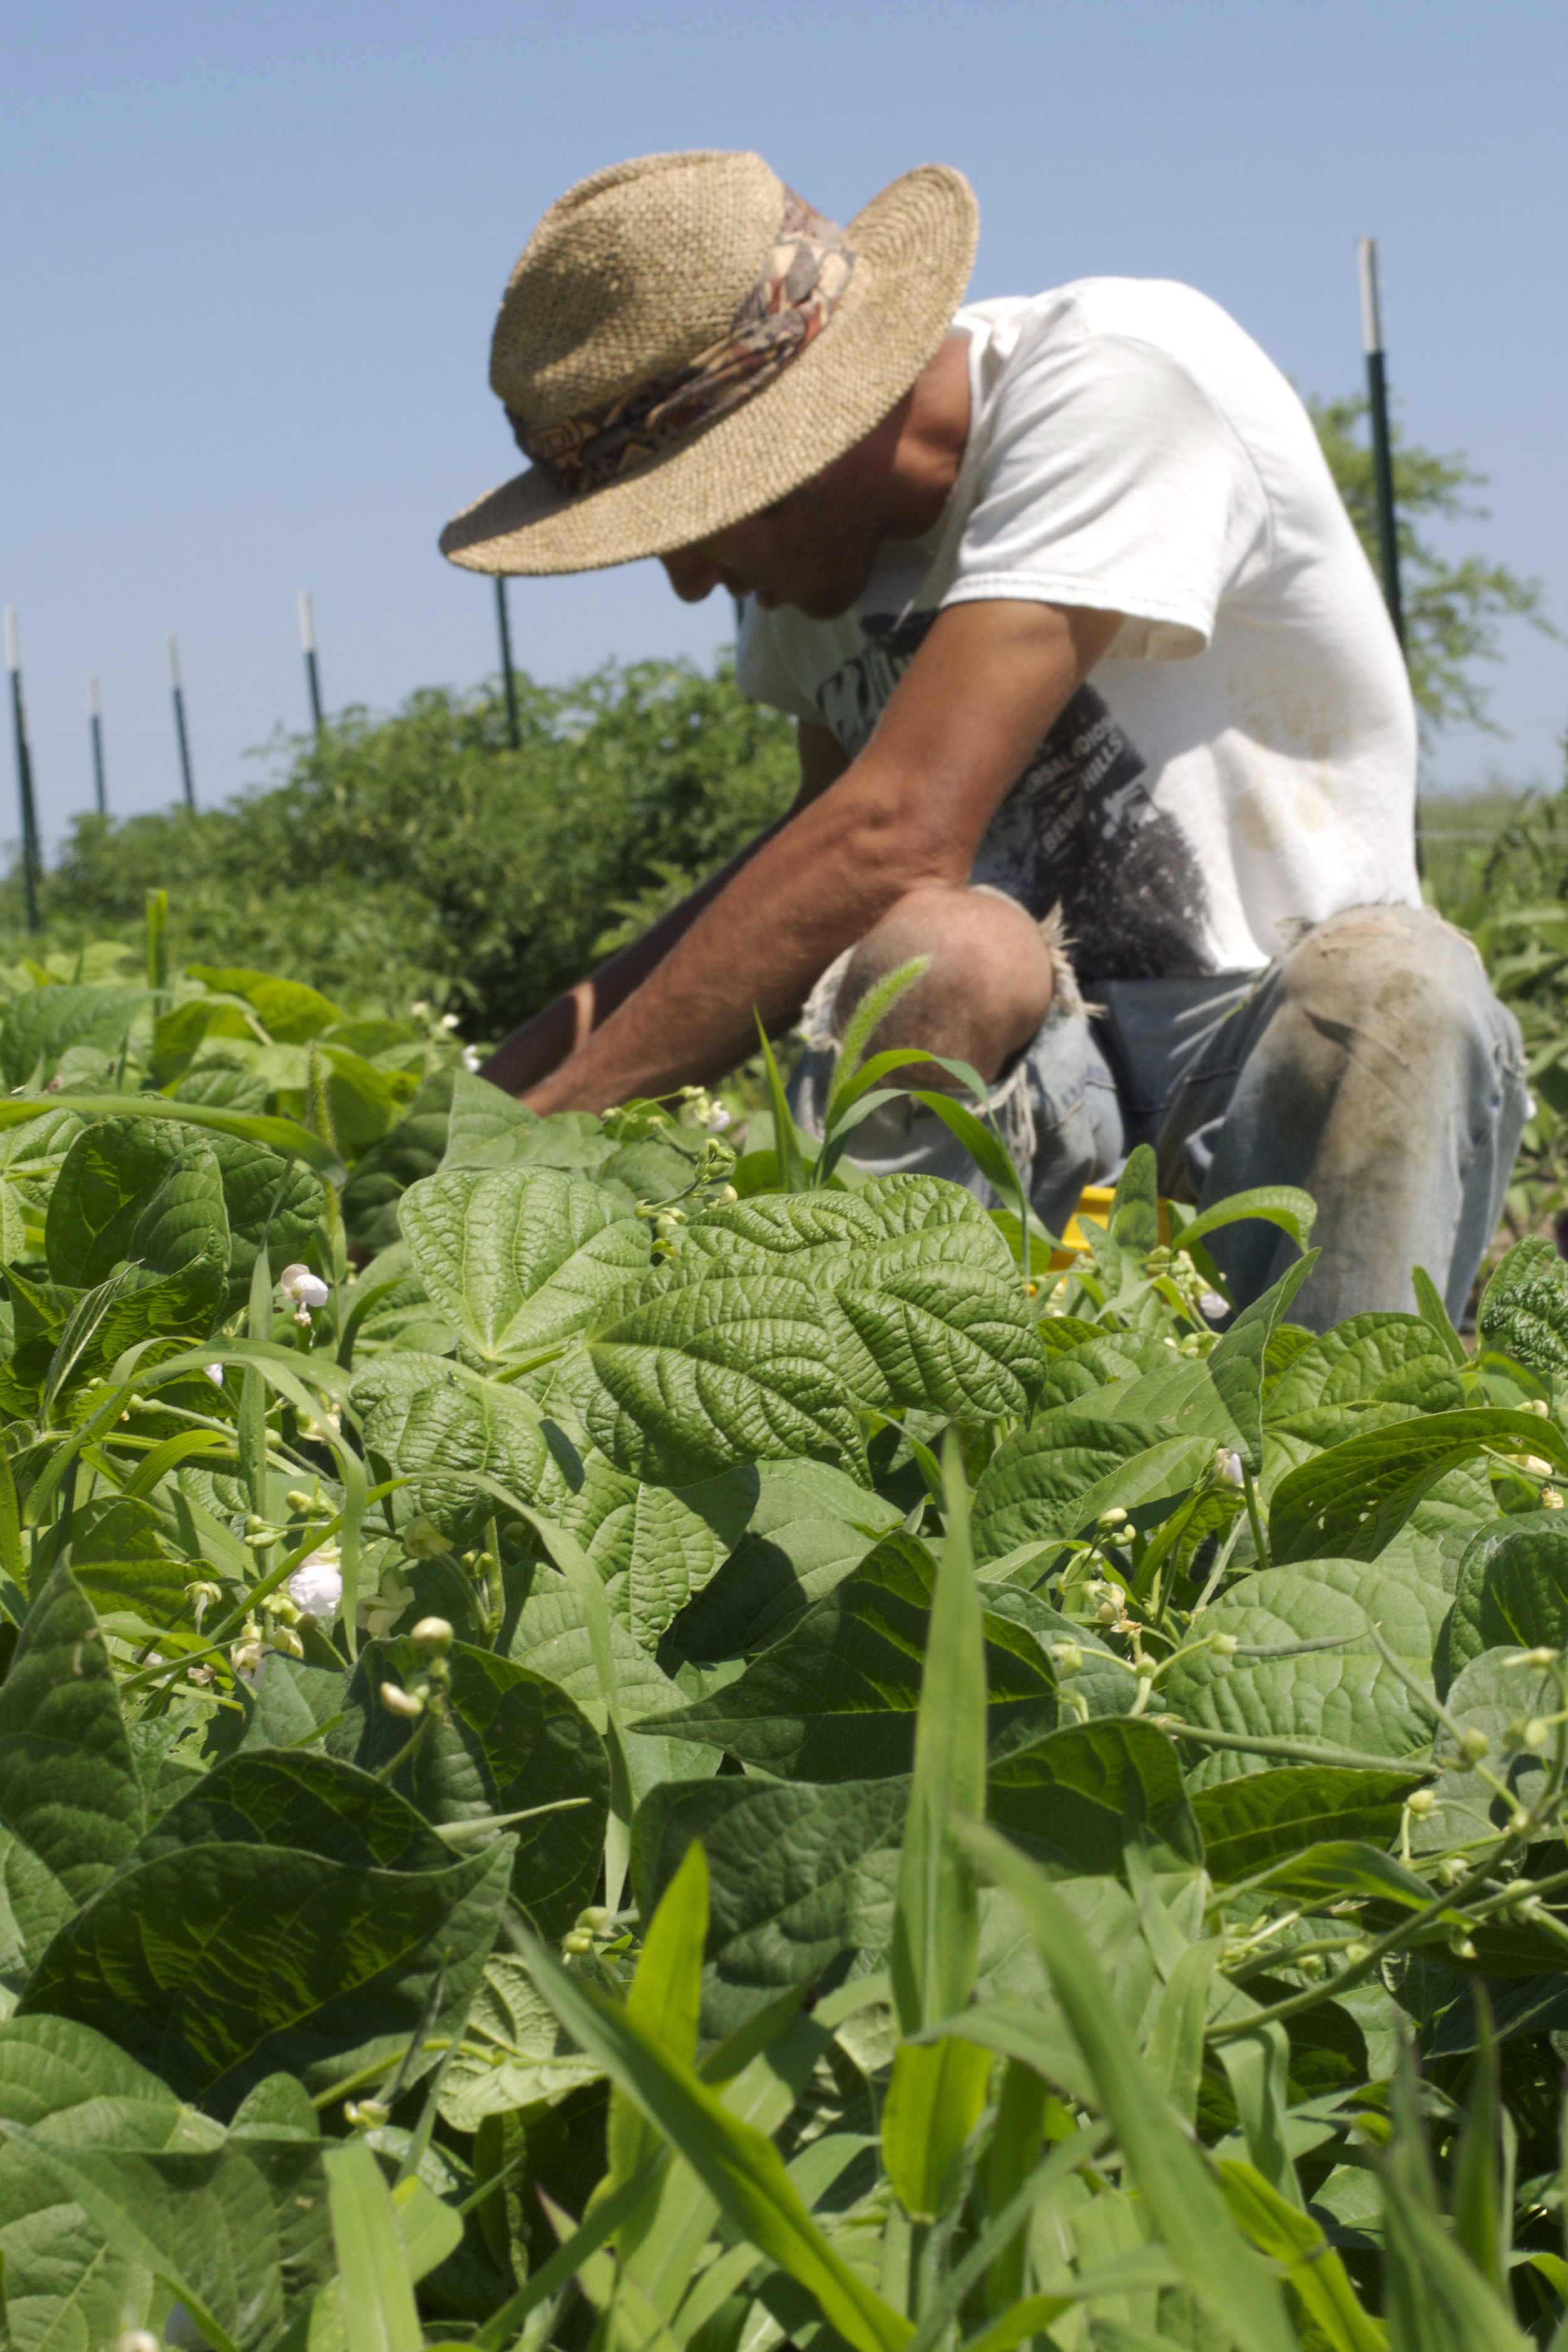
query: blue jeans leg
[{"left": 1152, "top": 905, "right": 1527, "bottom": 1328}]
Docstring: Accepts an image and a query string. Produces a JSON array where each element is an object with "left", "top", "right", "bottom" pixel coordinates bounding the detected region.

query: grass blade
[
  {"left": 755, "top": 1015, "right": 807, "bottom": 1192},
  {"left": 1217, "top": 2163, "right": 1383, "bottom": 2352},
  {"left": 513, "top": 1912, "right": 913, "bottom": 2352},
  {"left": 1143, "top": 1938, "right": 1220, "bottom": 2126},
  {"left": 324, "top": 2139, "right": 425, "bottom": 2352},
  {"left": 952, "top": 1818, "right": 1296, "bottom": 2352},
  {"left": 891, "top": 1431, "right": 986, "bottom": 2033}
]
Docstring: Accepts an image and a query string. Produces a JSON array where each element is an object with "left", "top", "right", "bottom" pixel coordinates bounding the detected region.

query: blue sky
[{"left": 3, "top": 0, "right": 1565, "bottom": 845}]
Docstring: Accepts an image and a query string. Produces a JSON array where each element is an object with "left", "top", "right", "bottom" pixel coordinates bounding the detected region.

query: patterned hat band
[{"left": 511, "top": 191, "right": 857, "bottom": 500}]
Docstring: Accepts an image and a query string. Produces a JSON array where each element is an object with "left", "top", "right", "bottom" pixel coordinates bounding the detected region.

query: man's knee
[
  {"left": 1274, "top": 905, "right": 1499, "bottom": 1092},
  {"left": 834, "top": 884, "right": 1055, "bottom": 1082}
]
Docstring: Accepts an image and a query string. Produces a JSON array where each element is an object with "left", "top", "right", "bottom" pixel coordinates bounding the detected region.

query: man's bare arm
[
  {"left": 521, "top": 598, "right": 1120, "bottom": 1114},
  {"left": 479, "top": 721, "right": 849, "bottom": 1096}
]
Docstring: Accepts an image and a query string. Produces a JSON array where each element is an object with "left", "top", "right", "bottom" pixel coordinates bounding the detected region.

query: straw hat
[{"left": 440, "top": 150, "right": 978, "bottom": 577}]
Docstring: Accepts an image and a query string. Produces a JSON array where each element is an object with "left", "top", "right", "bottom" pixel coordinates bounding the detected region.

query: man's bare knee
[{"left": 833, "top": 884, "right": 1054, "bottom": 1083}]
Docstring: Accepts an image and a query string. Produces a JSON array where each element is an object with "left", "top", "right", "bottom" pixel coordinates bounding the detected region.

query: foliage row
[{"left": 0, "top": 935, "right": 1567, "bottom": 2345}]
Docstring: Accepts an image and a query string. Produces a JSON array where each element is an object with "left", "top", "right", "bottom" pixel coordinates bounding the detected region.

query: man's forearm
[
  {"left": 479, "top": 812, "right": 794, "bottom": 1096},
  {"left": 520, "top": 779, "right": 938, "bottom": 1112}
]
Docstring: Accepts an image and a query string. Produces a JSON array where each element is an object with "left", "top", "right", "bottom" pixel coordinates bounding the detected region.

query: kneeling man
[{"left": 442, "top": 148, "right": 1525, "bottom": 1328}]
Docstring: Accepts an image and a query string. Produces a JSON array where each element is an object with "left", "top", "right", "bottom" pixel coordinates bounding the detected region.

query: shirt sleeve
[
  {"left": 943, "top": 318, "right": 1271, "bottom": 659},
  {"left": 734, "top": 601, "right": 822, "bottom": 724}
]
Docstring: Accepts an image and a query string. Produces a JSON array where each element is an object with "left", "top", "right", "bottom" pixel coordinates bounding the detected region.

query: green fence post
[
  {"left": 494, "top": 575, "right": 520, "bottom": 750},
  {"left": 167, "top": 633, "right": 196, "bottom": 809},
  {"left": 87, "top": 673, "right": 107, "bottom": 815},
  {"left": 298, "top": 590, "right": 324, "bottom": 733},
  {"left": 4, "top": 609, "right": 42, "bottom": 934},
  {"left": 1357, "top": 237, "right": 1405, "bottom": 650}
]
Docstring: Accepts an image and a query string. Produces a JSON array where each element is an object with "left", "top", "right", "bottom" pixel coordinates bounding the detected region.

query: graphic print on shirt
[{"left": 815, "top": 612, "right": 1212, "bottom": 978}]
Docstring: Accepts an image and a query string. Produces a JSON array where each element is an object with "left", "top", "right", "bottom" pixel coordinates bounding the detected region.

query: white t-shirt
[{"left": 736, "top": 279, "right": 1420, "bottom": 979}]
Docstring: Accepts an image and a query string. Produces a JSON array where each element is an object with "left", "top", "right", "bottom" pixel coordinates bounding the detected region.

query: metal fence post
[
  {"left": 167, "top": 633, "right": 196, "bottom": 808},
  {"left": 4, "top": 609, "right": 42, "bottom": 933},
  {"left": 494, "top": 576, "right": 520, "bottom": 750},
  {"left": 298, "top": 591, "right": 324, "bottom": 733},
  {"left": 87, "top": 674, "right": 107, "bottom": 815},
  {"left": 1357, "top": 238, "right": 1406, "bottom": 649}
]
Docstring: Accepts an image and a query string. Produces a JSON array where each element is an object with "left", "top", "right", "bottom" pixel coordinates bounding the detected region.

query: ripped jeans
[{"left": 788, "top": 903, "right": 1528, "bottom": 1330}]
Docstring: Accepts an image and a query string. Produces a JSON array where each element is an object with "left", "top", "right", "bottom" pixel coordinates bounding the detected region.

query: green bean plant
[{"left": 1, "top": 906, "right": 1567, "bottom": 2348}]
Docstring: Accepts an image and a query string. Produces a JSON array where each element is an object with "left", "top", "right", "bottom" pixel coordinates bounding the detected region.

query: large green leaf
[
  {"left": 185, "top": 965, "right": 343, "bottom": 1043},
  {"left": 341, "top": 1067, "right": 455, "bottom": 1255},
  {"left": 1270, "top": 1409, "right": 1568, "bottom": 1564},
  {"left": 437, "top": 1952, "right": 606, "bottom": 2129},
  {"left": 971, "top": 1414, "right": 1207, "bottom": 1565},
  {"left": 561, "top": 1454, "right": 764, "bottom": 1651},
  {"left": 1476, "top": 1233, "right": 1568, "bottom": 1378},
  {"left": 1411, "top": 1646, "right": 1557, "bottom": 1861},
  {"left": 677, "top": 1177, "right": 1046, "bottom": 1419},
  {"left": 0, "top": 984, "right": 149, "bottom": 1091},
  {"left": 558, "top": 1270, "right": 864, "bottom": 1486},
  {"left": 985, "top": 1717, "right": 1203, "bottom": 1878},
  {"left": 134, "top": 1749, "right": 454, "bottom": 1872},
  {"left": 1263, "top": 1311, "right": 1465, "bottom": 1432},
  {"left": 1082, "top": 1256, "right": 1318, "bottom": 1470},
  {"left": 46, "top": 1116, "right": 186, "bottom": 1286},
  {"left": 0, "top": 2013, "right": 213, "bottom": 2352},
  {"left": 348, "top": 1638, "right": 610, "bottom": 1937},
  {"left": 442, "top": 1071, "right": 620, "bottom": 1181},
  {"left": 198, "top": 1131, "right": 322, "bottom": 1315},
  {"left": 399, "top": 1164, "right": 649, "bottom": 1367},
  {"left": 506, "top": 1567, "right": 722, "bottom": 1806},
  {"left": 351, "top": 1350, "right": 572, "bottom": 1539},
  {"left": 1441, "top": 1511, "right": 1568, "bottom": 1695},
  {"left": 60, "top": 1493, "right": 194, "bottom": 1633},
  {"left": 632, "top": 1775, "right": 907, "bottom": 2038},
  {"left": 636, "top": 1534, "right": 1059, "bottom": 1781},
  {"left": 1158, "top": 1558, "right": 1448, "bottom": 1786},
  {"left": 0, "top": 2118, "right": 335, "bottom": 2352},
  {"left": 42, "top": 1120, "right": 231, "bottom": 1365},
  {"left": 0, "top": 1563, "right": 142, "bottom": 1974},
  {"left": 665, "top": 1459, "right": 903, "bottom": 1660},
  {"left": 1190, "top": 1765, "right": 1422, "bottom": 1884},
  {"left": 19, "top": 1834, "right": 512, "bottom": 2116}
]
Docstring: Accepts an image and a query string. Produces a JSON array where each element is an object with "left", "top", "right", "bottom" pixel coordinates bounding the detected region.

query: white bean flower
[
  {"left": 1214, "top": 1448, "right": 1245, "bottom": 1488},
  {"left": 288, "top": 1545, "right": 343, "bottom": 1623},
  {"left": 702, "top": 1101, "right": 733, "bottom": 1132},
  {"left": 358, "top": 1567, "right": 415, "bottom": 1640},
  {"left": 203, "top": 1363, "right": 225, "bottom": 1388},
  {"left": 279, "top": 1263, "right": 330, "bottom": 1310}
]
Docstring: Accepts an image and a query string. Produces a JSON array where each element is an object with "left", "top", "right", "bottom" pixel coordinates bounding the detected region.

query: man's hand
[{"left": 498, "top": 597, "right": 1121, "bottom": 1113}]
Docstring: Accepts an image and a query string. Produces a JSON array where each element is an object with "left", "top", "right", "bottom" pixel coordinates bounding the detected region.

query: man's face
[{"left": 659, "top": 445, "right": 888, "bottom": 620}]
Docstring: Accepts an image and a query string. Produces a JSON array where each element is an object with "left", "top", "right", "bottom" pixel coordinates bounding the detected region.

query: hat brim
[{"left": 438, "top": 163, "right": 978, "bottom": 578}]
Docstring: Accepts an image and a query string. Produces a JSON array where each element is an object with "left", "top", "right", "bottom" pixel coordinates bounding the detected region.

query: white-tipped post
[
  {"left": 87, "top": 672, "right": 100, "bottom": 718},
  {"left": 297, "top": 589, "right": 316, "bottom": 654},
  {"left": 3, "top": 608, "right": 18, "bottom": 675},
  {"left": 1357, "top": 236, "right": 1384, "bottom": 358},
  {"left": 1355, "top": 237, "right": 1403, "bottom": 652},
  {"left": 166, "top": 632, "right": 183, "bottom": 689}
]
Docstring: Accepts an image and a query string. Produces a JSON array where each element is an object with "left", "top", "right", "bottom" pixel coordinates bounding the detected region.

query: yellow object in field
[{"left": 1050, "top": 1184, "right": 1172, "bottom": 1268}]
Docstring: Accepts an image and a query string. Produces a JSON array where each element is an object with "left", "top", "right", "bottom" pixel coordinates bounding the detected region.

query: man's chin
[{"left": 792, "top": 583, "right": 862, "bottom": 622}]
